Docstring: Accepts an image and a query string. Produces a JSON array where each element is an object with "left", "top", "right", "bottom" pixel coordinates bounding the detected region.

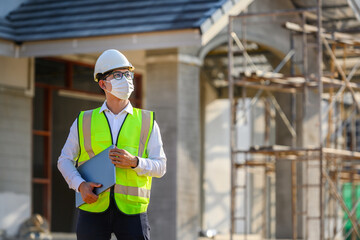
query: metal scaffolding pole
[
  {"left": 229, "top": 15, "right": 235, "bottom": 240},
  {"left": 317, "top": 1, "right": 324, "bottom": 239}
]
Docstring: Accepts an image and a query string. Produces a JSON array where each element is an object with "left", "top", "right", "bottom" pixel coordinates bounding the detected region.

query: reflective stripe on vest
[
  {"left": 138, "top": 110, "right": 151, "bottom": 157},
  {"left": 77, "top": 107, "right": 154, "bottom": 214},
  {"left": 83, "top": 110, "right": 95, "bottom": 159},
  {"left": 104, "top": 185, "right": 150, "bottom": 198}
]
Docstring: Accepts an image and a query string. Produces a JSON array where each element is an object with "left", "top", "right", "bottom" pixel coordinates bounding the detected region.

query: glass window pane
[
  {"left": 36, "top": 59, "right": 65, "bottom": 87},
  {"left": 32, "top": 184, "right": 45, "bottom": 216},
  {"left": 33, "top": 87, "right": 45, "bottom": 130},
  {"left": 33, "top": 135, "right": 46, "bottom": 178},
  {"left": 73, "top": 65, "right": 103, "bottom": 94}
]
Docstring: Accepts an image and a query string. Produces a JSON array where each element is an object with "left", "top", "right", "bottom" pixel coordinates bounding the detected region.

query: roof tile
[{"left": 3, "top": 0, "right": 231, "bottom": 42}]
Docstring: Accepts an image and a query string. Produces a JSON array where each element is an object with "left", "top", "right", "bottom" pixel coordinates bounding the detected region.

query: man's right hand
[{"left": 78, "top": 182, "right": 102, "bottom": 204}]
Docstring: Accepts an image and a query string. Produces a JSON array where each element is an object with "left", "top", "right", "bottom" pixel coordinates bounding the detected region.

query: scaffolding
[{"left": 228, "top": 2, "right": 360, "bottom": 240}]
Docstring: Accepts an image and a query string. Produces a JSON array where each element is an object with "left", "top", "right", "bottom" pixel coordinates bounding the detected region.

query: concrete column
[
  {"left": 146, "top": 48, "right": 201, "bottom": 240},
  {"left": 303, "top": 90, "right": 322, "bottom": 240},
  {"left": 275, "top": 93, "right": 296, "bottom": 239},
  {"left": 302, "top": 39, "right": 322, "bottom": 240}
]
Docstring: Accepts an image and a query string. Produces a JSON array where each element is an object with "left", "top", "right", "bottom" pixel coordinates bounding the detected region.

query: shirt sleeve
[
  {"left": 133, "top": 120, "right": 167, "bottom": 178},
  {"left": 57, "top": 118, "right": 85, "bottom": 192}
]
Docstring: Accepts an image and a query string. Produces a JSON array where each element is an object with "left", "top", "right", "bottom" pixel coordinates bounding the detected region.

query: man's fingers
[
  {"left": 89, "top": 192, "right": 98, "bottom": 200},
  {"left": 84, "top": 192, "right": 98, "bottom": 204},
  {"left": 111, "top": 158, "right": 119, "bottom": 164},
  {"left": 110, "top": 155, "right": 123, "bottom": 161},
  {"left": 109, "top": 151, "right": 124, "bottom": 157},
  {"left": 79, "top": 182, "right": 101, "bottom": 204},
  {"left": 89, "top": 182, "right": 102, "bottom": 188},
  {"left": 109, "top": 149, "right": 127, "bottom": 155},
  {"left": 109, "top": 148, "right": 124, "bottom": 153},
  {"left": 109, "top": 153, "right": 121, "bottom": 158},
  {"left": 111, "top": 159, "right": 122, "bottom": 166}
]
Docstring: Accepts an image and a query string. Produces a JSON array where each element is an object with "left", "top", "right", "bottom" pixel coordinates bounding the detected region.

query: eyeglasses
[{"left": 103, "top": 70, "right": 134, "bottom": 81}]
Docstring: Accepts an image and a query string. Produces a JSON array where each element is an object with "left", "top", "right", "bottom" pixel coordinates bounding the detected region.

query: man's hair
[
  {"left": 96, "top": 74, "right": 108, "bottom": 94},
  {"left": 96, "top": 72, "right": 107, "bottom": 81}
]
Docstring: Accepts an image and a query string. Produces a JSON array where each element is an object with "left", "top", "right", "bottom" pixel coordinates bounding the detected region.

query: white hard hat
[{"left": 94, "top": 49, "right": 135, "bottom": 82}]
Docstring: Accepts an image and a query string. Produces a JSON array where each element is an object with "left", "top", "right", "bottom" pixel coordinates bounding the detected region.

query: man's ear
[{"left": 99, "top": 80, "right": 106, "bottom": 90}]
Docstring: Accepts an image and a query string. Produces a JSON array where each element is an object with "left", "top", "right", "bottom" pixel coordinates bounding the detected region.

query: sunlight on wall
[{"left": 0, "top": 192, "right": 30, "bottom": 236}]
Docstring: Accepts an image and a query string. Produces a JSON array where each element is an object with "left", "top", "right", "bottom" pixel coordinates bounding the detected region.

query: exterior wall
[
  {"left": 242, "top": 0, "right": 297, "bottom": 59},
  {"left": 203, "top": 97, "right": 274, "bottom": 237},
  {"left": 0, "top": 57, "right": 33, "bottom": 237},
  {"left": 203, "top": 99, "right": 232, "bottom": 234}
]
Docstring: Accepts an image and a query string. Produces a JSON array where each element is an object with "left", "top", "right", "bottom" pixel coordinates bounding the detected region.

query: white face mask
[{"left": 105, "top": 77, "right": 134, "bottom": 100}]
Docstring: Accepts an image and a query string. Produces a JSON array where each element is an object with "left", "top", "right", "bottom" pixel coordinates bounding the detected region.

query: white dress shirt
[{"left": 57, "top": 101, "right": 166, "bottom": 192}]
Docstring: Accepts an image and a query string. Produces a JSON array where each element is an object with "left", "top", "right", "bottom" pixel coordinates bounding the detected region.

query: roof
[
  {"left": 2, "top": 0, "right": 235, "bottom": 42},
  {"left": 0, "top": 18, "right": 15, "bottom": 41}
]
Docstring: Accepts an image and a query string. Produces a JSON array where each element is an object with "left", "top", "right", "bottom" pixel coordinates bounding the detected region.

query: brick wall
[{"left": 0, "top": 91, "right": 32, "bottom": 236}]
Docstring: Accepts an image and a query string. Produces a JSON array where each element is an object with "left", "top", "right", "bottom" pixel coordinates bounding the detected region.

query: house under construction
[{"left": 226, "top": 0, "right": 360, "bottom": 239}]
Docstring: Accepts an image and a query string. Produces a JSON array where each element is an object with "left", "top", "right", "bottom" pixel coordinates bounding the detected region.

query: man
[{"left": 58, "top": 49, "right": 166, "bottom": 240}]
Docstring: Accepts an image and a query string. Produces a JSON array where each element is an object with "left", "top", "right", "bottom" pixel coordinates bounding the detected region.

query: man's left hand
[{"left": 109, "top": 147, "right": 138, "bottom": 169}]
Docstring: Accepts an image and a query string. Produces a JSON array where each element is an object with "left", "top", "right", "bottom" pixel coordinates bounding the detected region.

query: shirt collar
[{"left": 99, "top": 101, "right": 133, "bottom": 115}]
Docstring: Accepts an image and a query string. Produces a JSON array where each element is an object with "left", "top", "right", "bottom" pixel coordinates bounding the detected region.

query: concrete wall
[
  {"left": 203, "top": 99, "right": 231, "bottom": 234},
  {"left": 202, "top": 96, "right": 276, "bottom": 237},
  {"left": 239, "top": 0, "right": 298, "bottom": 59},
  {"left": 0, "top": 57, "right": 33, "bottom": 237}
]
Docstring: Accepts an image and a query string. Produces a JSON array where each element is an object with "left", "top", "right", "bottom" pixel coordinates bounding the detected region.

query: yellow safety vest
[{"left": 77, "top": 107, "right": 154, "bottom": 214}]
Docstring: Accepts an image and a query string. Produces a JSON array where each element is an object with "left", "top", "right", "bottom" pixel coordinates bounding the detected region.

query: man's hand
[
  {"left": 78, "top": 182, "right": 102, "bottom": 204},
  {"left": 109, "top": 147, "right": 138, "bottom": 169}
]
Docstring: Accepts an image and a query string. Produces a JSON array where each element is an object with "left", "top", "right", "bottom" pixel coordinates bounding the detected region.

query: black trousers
[{"left": 76, "top": 194, "right": 150, "bottom": 240}]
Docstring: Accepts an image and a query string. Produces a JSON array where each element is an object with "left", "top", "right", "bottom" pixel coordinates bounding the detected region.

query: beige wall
[{"left": 0, "top": 56, "right": 31, "bottom": 90}]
